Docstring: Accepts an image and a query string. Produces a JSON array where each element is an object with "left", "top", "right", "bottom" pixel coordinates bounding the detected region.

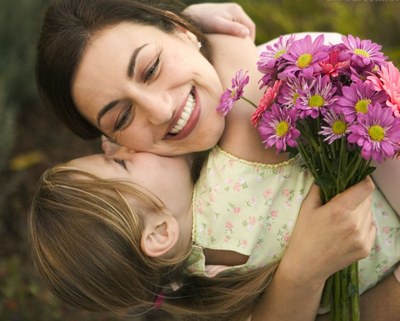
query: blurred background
[{"left": 0, "top": 0, "right": 399, "bottom": 320}]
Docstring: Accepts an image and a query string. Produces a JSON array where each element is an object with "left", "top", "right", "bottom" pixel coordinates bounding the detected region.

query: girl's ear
[{"left": 141, "top": 215, "right": 179, "bottom": 258}]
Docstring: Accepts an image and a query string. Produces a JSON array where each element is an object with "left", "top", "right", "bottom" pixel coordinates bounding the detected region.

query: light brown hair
[{"left": 29, "top": 164, "right": 277, "bottom": 321}]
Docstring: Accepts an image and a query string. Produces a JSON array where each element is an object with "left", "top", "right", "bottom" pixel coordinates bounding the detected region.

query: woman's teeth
[{"left": 169, "top": 93, "right": 195, "bottom": 134}]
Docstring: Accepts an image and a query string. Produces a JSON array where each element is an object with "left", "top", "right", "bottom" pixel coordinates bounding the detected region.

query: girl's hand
[
  {"left": 101, "top": 135, "right": 133, "bottom": 158},
  {"left": 183, "top": 3, "right": 256, "bottom": 41},
  {"left": 280, "top": 177, "right": 376, "bottom": 288}
]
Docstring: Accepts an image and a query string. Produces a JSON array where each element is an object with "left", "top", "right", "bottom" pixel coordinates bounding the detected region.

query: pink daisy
[
  {"left": 367, "top": 62, "right": 400, "bottom": 117},
  {"left": 347, "top": 104, "right": 400, "bottom": 162},
  {"left": 217, "top": 69, "right": 249, "bottom": 116},
  {"left": 277, "top": 77, "right": 308, "bottom": 108},
  {"left": 337, "top": 79, "right": 387, "bottom": 122},
  {"left": 258, "top": 103, "right": 300, "bottom": 152},
  {"left": 251, "top": 80, "right": 282, "bottom": 126},
  {"left": 341, "top": 34, "right": 387, "bottom": 68},
  {"left": 319, "top": 109, "right": 350, "bottom": 144},
  {"left": 280, "top": 34, "right": 329, "bottom": 79},
  {"left": 319, "top": 44, "right": 351, "bottom": 78},
  {"left": 296, "top": 75, "right": 338, "bottom": 119},
  {"left": 258, "top": 35, "right": 295, "bottom": 88}
]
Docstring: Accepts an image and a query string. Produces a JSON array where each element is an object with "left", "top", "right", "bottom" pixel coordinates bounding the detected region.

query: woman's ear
[
  {"left": 141, "top": 215, "right": 179, "bottom": 258},
  {"left": 173, "top": 24, "right": 199, "bottom": 47}
]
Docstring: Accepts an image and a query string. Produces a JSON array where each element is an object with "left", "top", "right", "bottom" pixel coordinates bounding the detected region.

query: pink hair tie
[{"left": 154, "top": 292, "right": 164, "bottom": 309}]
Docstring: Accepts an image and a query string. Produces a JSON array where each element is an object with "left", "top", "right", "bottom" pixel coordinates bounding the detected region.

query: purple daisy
[
  {"left": 258, "top": 103, "right": 300, "bottom": 152},
  {"left": 280, "top": 34, "right": 329, "bottom": 79},
  {"left": 258, "top": 35, "right": 295, "bottom": 71},
  {"left": 347, "top": 104, "right": 400, "bottom": 162},
  {"left": 217, "top": 69, "right": 249, "bottom": 116},
  {"left": 336, "top": 79, "right": 388, "bottom": 122},
  {"left": 277, "top": 77, "right": 307, "bottom": 108},
  {"left": 295, "top": 75, "right": 338, "bottom": 119},
  {"left": 258, "top": 35, "right": 295, "bottom": 88},
  {"left": 341, "top": 35, "right": 387, "bottom": 68},
  {"left": 319, "top": 109, "right": 350, "bottom": 144}
]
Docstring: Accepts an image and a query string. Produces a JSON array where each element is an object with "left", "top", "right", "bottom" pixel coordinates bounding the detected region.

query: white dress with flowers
[{"left": 187, "top": 145, "right": 400, "bottom": 294}]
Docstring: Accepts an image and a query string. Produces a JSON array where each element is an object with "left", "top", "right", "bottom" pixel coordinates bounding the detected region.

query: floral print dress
[{"left": 187, "top": 145, "right": 400, "bottom": 294}]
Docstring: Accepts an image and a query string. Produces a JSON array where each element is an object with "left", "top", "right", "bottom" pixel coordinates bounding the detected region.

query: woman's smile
[{"left": 164, "top": 87, "right": 200, "bottom": 140}]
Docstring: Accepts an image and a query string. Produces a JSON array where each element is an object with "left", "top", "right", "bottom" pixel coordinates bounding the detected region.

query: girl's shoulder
[{"left": 206, "top": 34, "right": 287, "bottom": 165}]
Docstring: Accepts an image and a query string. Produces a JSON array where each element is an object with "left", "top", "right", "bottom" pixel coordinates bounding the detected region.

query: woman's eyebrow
[
  {"left": 97, "top": 43, "right": 149, "bottom": 126},
  {"left": 127, "top": 43, "right": 148, "bottom": 78},
  {"left": 97, "top": 100, "right": 119, "bottom": 126}
]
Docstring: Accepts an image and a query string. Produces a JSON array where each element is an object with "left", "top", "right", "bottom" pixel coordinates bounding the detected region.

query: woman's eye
[
  {"left": 144, "top": 56, "right": 160, "bottom": 82},
  {"left": 114, "top": 105, "right": 133, "bottom": 132}
]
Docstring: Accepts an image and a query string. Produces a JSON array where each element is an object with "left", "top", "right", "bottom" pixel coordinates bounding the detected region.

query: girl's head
[
  {"left": 29, "top": 152, "right": 278, "bottom": 320},
  {"left": 29, "top": 152, "right": 194, "bottom": 313},
  {"left": 37, "top": 0, "right": 225, "bottom": 156}
]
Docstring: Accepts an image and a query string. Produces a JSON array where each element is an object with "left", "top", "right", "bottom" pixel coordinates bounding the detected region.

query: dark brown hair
[{"left": 36, "top": 0, "right": 210, "bottom": 139}]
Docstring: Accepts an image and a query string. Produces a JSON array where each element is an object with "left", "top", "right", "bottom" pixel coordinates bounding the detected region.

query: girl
[{"left": 30, "top": 151, "right": 380, "bottom": 321}]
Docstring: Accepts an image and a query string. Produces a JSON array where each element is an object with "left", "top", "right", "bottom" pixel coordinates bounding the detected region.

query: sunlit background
[{"left": 0, "top": 0, "right": 399, "bottom": 320}]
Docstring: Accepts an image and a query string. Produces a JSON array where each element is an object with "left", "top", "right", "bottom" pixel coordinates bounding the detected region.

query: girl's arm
[
  {"left": 183, "top": 3, "right": 256, "bottom": 41},
  {"left": 207, "top": 33, "right": 289, "bottom": 165},
  {"left": 251, "top": 178, "right": 376, "bottom": 321}
]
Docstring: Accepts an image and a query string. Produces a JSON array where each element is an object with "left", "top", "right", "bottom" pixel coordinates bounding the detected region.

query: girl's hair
[
  {"left": 29, "top": 165, "right": 277, "bottom": 321},
  {"left": 36, "top": 0, "right": 211, "bottom": 140}
]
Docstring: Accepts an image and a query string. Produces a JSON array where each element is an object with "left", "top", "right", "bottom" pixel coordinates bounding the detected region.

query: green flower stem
[
  {"left": 334, "top": 272, "right": 341, "bottom": 321},
  {"left": 320, "top": 276, "right": 333, "bottom": 308},
  {"left": 351, "top": 262, "right": 360, "bottom": 321},
  {"left": 298, "top": 120, "right": 321, "bottom": 152},
  {"left": 339, "top": 137, "right": 348, "bottom": 174},
  {"left": 344, "top": 155, "right": 364, "bottom": 187},
  {"left": 297, "top": 141, "right": 318, "bottom": 177},
  {"left": 241, "top": 96, "right": 258, "bottom": 109},
  {"left": 320, "top": 140, "right": 333, "bottom": 173},
  {"left": 341, "top": 268, "right": 349, "bottom": 321},
  {"left": 297, "top": 121, "right": 373, "bottom": 321}
]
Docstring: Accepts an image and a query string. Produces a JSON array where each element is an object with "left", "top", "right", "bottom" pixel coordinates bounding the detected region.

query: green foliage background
[{"left": 0, "top": 0, "right": 399, "bottom": 320}]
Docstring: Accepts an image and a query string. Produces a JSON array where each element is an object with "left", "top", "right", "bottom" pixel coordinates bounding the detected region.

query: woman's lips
[{"left": 164, "top": 87, "right": 200, "bottom": 140}]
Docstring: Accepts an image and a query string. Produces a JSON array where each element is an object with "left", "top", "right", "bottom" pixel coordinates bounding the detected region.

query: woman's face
[
  {"left": 72, "top": 22, "right": 225, "bottom": 156},
  {"left": 68, "top": 153, "right": 193, "bottom": 219}
]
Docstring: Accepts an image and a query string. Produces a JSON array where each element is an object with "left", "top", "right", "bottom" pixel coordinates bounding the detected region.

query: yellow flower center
[
  {"left": 309, "top": 94, "right": 324, "bottom": 108},
  {"left": 332, "top": 120, "right": 347, "bottom": 135},
  {"left": 368, "top": 125, "right": 385, "bottom": 142},
  {"left": 296, "top": 53, "right": 313, "bottom": 68},
  {"left": 354, "top": 48, "right": 370, "bottom": 57},
  {"left": 230, "top": 89, "right": 237, "bottom": 98},
  {"left": 276, "top": 121, "right": 289, "bottom": 137},
  {"left": 355, "top": 99, "right": 371, "bottom": 113},
  {"left": 293, "top": 93, "right": 300, "bottom": 104},
  {"left": 274, "top": 49, "right": 286, "bottom": 59}
]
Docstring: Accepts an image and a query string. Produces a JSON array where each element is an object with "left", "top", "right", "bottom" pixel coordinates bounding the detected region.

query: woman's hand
[
  {"left": 183, "top": 3, "right": 256, "bottom": 41},
  {"left": 251, "top": 178, "right": 376, "bottom": 321},
  {"left": 281, "top": 177, "right": 376, "bottom": 288}
]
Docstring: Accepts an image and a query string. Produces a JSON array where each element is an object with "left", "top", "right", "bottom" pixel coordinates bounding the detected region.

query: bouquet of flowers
[{"left": 217, "top": 34, "right": 400, "bottom": 321}]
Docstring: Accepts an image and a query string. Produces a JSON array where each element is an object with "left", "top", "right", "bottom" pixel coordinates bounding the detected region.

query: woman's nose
[{"left": 139, "top": 92, "right": 174, "bottom": 125}]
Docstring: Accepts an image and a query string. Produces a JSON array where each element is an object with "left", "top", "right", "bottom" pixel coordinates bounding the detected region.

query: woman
[{"left": 34, "top": 0, "right": 400, "bottom": 320}]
